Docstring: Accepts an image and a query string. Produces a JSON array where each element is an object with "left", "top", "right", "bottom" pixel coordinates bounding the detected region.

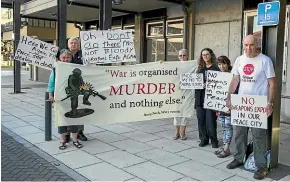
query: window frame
[
  {"left": 146, "top": 21, "right": 164, "bottom": 38},
  {"left": 166, "top": 18, "right": 184, "bottom": 37}
]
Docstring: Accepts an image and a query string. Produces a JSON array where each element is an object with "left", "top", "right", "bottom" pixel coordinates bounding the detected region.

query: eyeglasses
[
  {"left": 202, "top": 54, "right": 210, "bottom": 56},
  {"left": 179, "top": 55, "right": 187, "bottom": 57}
]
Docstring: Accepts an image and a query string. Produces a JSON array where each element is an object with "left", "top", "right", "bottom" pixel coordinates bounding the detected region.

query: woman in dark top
[{"left": 195, "top": 48, "right": 219, "bottom": 148}]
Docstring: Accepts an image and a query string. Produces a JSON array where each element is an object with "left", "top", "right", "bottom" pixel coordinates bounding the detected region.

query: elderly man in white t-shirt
[{"left": 225, "top": 35, "right": 276, "bottom": 180}]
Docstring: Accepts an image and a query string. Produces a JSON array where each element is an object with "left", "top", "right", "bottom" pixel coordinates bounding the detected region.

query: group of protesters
[
  {"left": 172, "top": 35, "right": 276, "bottom": 180},
  {"left": 43, "top": 33, "right": 275, "bottom": 180}
]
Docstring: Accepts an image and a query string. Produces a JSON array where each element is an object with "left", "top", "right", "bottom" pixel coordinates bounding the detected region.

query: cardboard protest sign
[
  {"left": 14, "top": 36, "right": 58, "bottom": 70},
  {"left": 180, "top": 73, "right": 204, "bottom": 89},
  {"left": 203, "top": 71, "right": 232, "bottom": 112},
  {"left": 231, "top": 94, "right": 268, "bottom": 129},
  {"left": 53, "top": 61, "right": 197, "bottom": 126},
  {"left": 80, "top": 30, "right": 136, "bottom": 64}
]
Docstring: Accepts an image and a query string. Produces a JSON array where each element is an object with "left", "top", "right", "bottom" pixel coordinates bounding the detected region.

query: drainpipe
[{"left": 182, "top": 0, "right": 188, "bottom": 50}]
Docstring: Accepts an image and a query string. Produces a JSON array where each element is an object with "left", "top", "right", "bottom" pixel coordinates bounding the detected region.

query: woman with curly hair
[{"left": 195, "top": 48, "right": 220, "bottom": 148}]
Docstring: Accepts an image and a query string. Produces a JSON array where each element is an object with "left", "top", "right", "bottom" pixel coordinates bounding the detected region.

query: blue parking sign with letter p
[{"left": 257, "top": 1, "right": 280, "bottom": 26}]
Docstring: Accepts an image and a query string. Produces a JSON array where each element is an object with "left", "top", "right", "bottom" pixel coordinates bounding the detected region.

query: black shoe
[
  {"left": 212, "top": 143, "right": 219, "bottom": 148},
  {"left": 78, "top": 131, "right": 88, "bottom": 141},
  {"left": 198, "top": 141, "right": 209, "bottom": 147},
  {"left": 254, "top": 168, "right": 268, "bottom": 180},
  {"left": 226, "top": 159, "right": 243, "bottom": 169},
  {"left": 65, "top": 134, "right": 71, "bottom": 143},
  {"left": 83, "top": 101, "right": 91, "bottom": 106}
]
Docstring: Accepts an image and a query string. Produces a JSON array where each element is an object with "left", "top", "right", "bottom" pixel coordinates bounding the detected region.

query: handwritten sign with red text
[
  {"left": 231, "top": 94, "right": 268, "bottom": 129},
  {"left": 80, "top": 30, "right": 136, "bottom": 64}
]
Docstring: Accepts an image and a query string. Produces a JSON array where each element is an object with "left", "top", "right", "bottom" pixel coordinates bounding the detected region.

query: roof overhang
[{"left": 20, "top": 0, "right": 187, "bottom": 23}]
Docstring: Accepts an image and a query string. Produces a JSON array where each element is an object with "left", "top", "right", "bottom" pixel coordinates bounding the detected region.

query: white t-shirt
[{"left": 231, "top": 53, "right": 275, "bottom": 96}]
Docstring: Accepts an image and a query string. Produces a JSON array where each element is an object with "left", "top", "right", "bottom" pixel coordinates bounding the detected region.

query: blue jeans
[{"left": 217, "top": 116, "right": 233, "bottom": 145}]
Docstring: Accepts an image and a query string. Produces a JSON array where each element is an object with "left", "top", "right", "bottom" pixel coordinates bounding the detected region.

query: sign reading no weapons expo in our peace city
[
  {"left": 180, "top": 73, "right": 204, "bottom": 90},
  {"left": 80, "top": 30, "right": 136, "bottom": 64},
  {"left": 14, "top": 36, "right": 58, "bottom": 70},
  {"left": 231, "top": 94, "right": 268, "bottom": 129},
  {"left": 258, "top": 1, "right": 280, "bottom": 26}
]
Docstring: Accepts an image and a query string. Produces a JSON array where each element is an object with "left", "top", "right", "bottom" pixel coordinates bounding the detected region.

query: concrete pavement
[{"left": 1, "top": 86, "right": 290, "bottom": 181}]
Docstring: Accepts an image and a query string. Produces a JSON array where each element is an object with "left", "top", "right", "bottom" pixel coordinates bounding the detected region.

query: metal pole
[
  {"left": 99, "top": 0, "right": 104, "bottom": 30},
  {"left": 103, "top": 0, "right": 112, "bottom": 30},
  {"left": 57, "top": 0, "right": 67, "bottom": 49},
  {"left": 13, "top": 0, "right": 21, "bottom": 93},
  {"left": 261, "top": 0, "right": 287, "bottom": 169},
  {"left": 45, "top": 92, "right": 52, "bottom": 141}
]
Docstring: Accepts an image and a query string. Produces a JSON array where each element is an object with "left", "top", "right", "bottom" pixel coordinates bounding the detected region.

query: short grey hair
[
  {"left": 59, "top": 49, "right": 72, "bottom": 56},
  {"left": 67, "top": 37, "right": 80, "bottom": 46},
  {"left": 179, "top": 49, "right": 188, "bottom": 56}
]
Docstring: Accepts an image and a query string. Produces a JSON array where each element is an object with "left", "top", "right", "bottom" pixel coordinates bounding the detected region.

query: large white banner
[
  {"left": 14, "top": 36, "right": 58, "bottom": 70},
  {"left": 80, "top": 30, "right": 136, "bottom": 64},
  {"left": 203, "top": 71, "right": 232, "bottom": 112},
  {"left": 231, "top": 94, "right": 268, "bottom": 129},
  {"left": 54, "top": 61, "right": 197, "bottom": 126}
]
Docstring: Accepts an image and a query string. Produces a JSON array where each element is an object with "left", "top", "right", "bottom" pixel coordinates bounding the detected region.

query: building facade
[{"left": 2, "top": 0, "right": 290, "bottom": 121}]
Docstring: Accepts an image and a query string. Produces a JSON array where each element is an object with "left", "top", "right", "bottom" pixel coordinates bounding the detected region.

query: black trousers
[{"left": 196, "top": 106, "right": 218, "bottom": 144}]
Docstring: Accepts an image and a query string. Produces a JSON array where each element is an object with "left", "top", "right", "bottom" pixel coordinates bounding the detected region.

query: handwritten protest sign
[
  {"left": 231, "top": 94, "right": 268, "bottom": 129},
  {"left": 14, "top": 36, "right": 58, "bottom": 70},
  {"left": 54, "top": 61, "right": 197, "bottom": 126},
  {"left": 180, "top": 73, "right": 204, "bottom": 89},
  {"left": 80, "top": 30, "right": 136, "bottom": 64},
  {"left": 203, "top": 71, "right": 232, "bottom": 112}
]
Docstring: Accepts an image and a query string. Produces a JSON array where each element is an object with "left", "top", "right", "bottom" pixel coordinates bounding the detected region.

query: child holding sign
[{"left": 214, "top": 56, "right": 237, "bottom": 158}]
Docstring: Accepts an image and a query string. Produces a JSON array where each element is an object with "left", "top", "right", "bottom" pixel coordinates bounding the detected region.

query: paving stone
[
  {"left": 10, "top": 125, "right": 43, "bottom": 136},
  {"left": 1, "top": 119, "right": 30, "bottom": 129},
  {"left": 136, "top": 148, "right": 189, "bottom": 167},
  {"left": 129, "top": 124, "right": 168, "bottom": 134},
  {"left": 20, "top": 115, "right": 44, "bottom": 122},
  {"left": 99, "top": 124, "right": 136, "bottom": 134},
  {"left": 22, "top": 132, "right": 57, "bottom": 144},
  {"left": 1, "top": 131, "right": 74, "bottom": 181},
  {"left": 178, "top": 148, "right": 231, "bottom": 166},
  {"left": 170, "top": 160, "right": 233, "bottom": 181},
  {"left": 81, "top": 125, "right": 105, "bottom": 134},
  {"left": 122, "top": 130, "right": 161, "bottom": 142},
  {"left": 54, "top": 150, "right": 102, "bottom": 169},
  {"left": 96, "top": 149, "right": 146, "bottom": 168},
  {"left": 81, "top": 139, "right": 117, "bottom": 155},
  {"left": 146, "top": 138, "right": 192, "bottom": 153},
  {"left": 89, "top": 131, "right": 128, "bottom": 143},
  {"left": 76, "top": 162, "right": 133, "bottom": 181},
  {"left": 124, "top": 161, "right": 184, "bottom": 181},
  {"left": 110, "top": 139, "right": 154, "bottom": 154},
  {"left": 1, "top": 115, "right": 20, "bottom": 122}
]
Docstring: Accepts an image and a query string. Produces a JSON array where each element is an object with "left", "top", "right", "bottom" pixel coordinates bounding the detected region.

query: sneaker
[
  {"left": 226, "top": 159, "right": 243, "bottom": 169},
  {"left": 254, "top": 168, "right": 268, "bottom": 180},
  {"left": 78, "top": 131, "right": 88, "bottom": 141},
  {"left": 198, "top": 142, "right": 209, "bottom": 147}
]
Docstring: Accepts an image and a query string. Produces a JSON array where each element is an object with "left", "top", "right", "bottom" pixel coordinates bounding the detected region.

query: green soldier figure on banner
[{"left": 62, "top": 68, "right": 107, "bottom": 118}]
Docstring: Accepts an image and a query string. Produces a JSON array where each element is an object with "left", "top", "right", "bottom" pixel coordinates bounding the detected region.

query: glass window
[
  {"left": 166, "top": 37, "right": 183, "bottom": 61},
  {"left": 147, "top": 22, "right": 163, "bottom": 37},
  {"left": 146, "top": 39, "right": 164, "bottom": 62},
  {"left": 167, "top": 20, "right": 183, "bottom": 36},
  {"left": 244, "top": 12, "right": 262, "bottom": 51}
]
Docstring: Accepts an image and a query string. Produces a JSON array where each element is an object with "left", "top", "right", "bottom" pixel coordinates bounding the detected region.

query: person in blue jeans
[
  {"left": 214, "top": 56, "right": 238, "bottom": 158},
  {"left": 47, "top": 49, "right": 83, "bottom": 150}
]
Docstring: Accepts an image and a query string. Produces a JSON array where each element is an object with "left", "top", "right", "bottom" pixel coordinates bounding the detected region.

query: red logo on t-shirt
[{"left": 243, "top": 64, "right": 254, "bottom": 75}]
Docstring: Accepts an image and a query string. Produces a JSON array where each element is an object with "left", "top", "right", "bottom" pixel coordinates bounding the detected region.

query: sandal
[
  {"left": 73, "top": 141, "right": 83, "bottom": 148},
  {"left": 172, "top": 134, "right": 180, "bottom": 140},
  {"left": 181, "top": 135, "right": 187, "bottom": 140},
  {"left": 214, "top": 148, "right": 224, "bottom": 155},
  {"left": 59, "top": 142, "right": 66, "bottom": 150},
  {"left": 217, "top": 150, "right": 230, "bottom": 158}
]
